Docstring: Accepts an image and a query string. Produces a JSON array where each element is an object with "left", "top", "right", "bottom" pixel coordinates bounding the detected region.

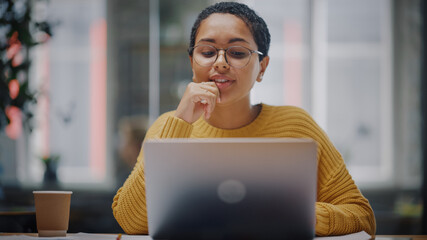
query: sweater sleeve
[
  {"left": 315, "top": 162, "right": 376, "bottom": 236},
  {"left": 298, "top": 114, "right": 376, "bottom": 236},
  {"left": 281, "top": 106, "right": 376, "bottom": 236},
  {"left": 112, "top": 113, "right": 193, "bottom": 234}
]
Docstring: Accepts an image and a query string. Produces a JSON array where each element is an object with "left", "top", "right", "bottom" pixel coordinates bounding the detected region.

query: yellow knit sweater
[{"left": 112, "top": 104, "right": 376, "bottom": 236}]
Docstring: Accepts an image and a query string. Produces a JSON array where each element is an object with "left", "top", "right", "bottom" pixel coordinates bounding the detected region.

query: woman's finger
[
  {"left": 196, "top": 89, "right": 217, "bottom": 119},
  {"left": 198, "top": 83, "right": 220, "bottom": 104},
  {"left": 175, "top": 81, "right": 219, "bottom": 123},
  {"left": 197, "top": 82, "right": 220, "bottom": 119}
]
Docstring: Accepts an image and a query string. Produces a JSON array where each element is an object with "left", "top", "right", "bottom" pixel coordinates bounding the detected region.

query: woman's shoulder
[
  {"left": 262, "top": 104, "right": 313, "bottom": 120},
  {"left": 264, "top": 104, "right": 307, "bottom": 112},
  {"left": 144, "top": 110, "right": 177, "bottom": 137},
  {"left": 157, "top": 110, "right": 177, "bottom": 120},
  {"left": 261, "top": 104, "right": 325, "bottom": 141}
]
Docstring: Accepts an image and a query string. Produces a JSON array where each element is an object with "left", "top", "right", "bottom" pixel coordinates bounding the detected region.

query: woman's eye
[
  {"left": 228, "top": 50, "right": 248, "bottom": 59},
  {"left": 201, "top": 51, "right": 216, "bottom": 57}
]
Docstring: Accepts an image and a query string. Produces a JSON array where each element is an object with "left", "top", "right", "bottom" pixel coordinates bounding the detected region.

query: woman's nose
[{"left": 213, "top": 50, "right": 230, "bottom": 70}]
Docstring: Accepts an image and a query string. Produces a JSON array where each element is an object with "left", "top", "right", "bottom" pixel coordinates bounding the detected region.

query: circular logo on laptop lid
[{"left": 217, "top": 179, "right": 246, "bottom": 204}]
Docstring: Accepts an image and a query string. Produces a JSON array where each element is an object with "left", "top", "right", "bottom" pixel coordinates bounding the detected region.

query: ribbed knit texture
[{"left": 112, "top": 104, "right": 376, "bottom": 236}]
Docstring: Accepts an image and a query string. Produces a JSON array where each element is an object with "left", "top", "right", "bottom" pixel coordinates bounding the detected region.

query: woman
[{"left": 112, "top": 2, "right": 376, "bottom": 236}]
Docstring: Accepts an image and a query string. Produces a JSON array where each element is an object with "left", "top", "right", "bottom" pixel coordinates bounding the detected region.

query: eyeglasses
[{"left": 190, "top": 45, "right": 263, "bottom": 68}]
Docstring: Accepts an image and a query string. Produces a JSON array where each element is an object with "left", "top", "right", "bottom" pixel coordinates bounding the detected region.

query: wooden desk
[
  {"left": 0, "top": 234, "right": 427, "bottom": 239},
  {"left": 375, "top": 237, "right": 427, "bottom": 240},
  {"left": 0, "top": 211, "right": 36, "bottom": 233}
]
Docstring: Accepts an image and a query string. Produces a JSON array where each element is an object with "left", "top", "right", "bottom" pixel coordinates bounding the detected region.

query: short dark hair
[{"left": 188, "top": 1, "right": 270, "bottom": 61}]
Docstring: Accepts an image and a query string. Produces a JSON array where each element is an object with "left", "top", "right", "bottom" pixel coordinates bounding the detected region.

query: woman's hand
[{"left": 175, "top": 82, "right": 220, "bottom": 124}]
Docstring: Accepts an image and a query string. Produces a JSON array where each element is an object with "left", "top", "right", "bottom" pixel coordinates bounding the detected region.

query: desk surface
[
  {"left": 0, "top": 211, "right": 35, "bottom": 216},
  {"left": 0, "top": 233, "right": 427, "bottom": 240},
  {"left": 377, "top": 237, "right": 427, "bottom": 240}
]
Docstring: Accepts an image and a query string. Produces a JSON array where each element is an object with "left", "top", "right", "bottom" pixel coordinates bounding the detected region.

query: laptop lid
[{"left": 144, "top": 138, "right": 317, "bottom": 240}]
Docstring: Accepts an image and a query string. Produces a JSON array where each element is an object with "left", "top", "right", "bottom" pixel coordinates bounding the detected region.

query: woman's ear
[
  {"left": 257, "top": 56, "right": 270, "bottom": 82},
  {"left": 257, "top": 74, "right": 263, "bottom": 82}
]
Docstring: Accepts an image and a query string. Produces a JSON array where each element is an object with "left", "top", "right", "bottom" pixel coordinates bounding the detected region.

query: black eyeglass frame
[{"left": 189, "top": 44, "right": 264, "bottom": 68}]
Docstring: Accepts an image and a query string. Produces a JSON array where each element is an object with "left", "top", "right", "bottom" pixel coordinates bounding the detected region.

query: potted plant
[
  {"left": 41, "top": 154, "right": 60, "bottom": 183},
  {"left": 0, "top": 0, "right": 52, "bottom": 133}
]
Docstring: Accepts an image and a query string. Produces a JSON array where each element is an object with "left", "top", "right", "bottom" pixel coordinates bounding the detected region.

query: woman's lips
[{"left": 210, "top": 79, "right": 234, "bottom": 90}]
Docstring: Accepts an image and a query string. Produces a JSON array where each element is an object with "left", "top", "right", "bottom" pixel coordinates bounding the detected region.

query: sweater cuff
[
  {"left": 316, "top": 202, "right": 331, "bottom": 236},
  {"left": 159, "top": 116, "right": 193, "bottom": 138}
]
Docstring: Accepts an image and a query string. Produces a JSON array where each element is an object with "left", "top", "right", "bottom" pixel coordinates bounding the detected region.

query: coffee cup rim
[{"left": 33, "top": 191, "right": 73, "bottom": 194}]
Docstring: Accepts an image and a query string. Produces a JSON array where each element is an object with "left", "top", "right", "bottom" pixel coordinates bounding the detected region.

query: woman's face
[{"left": 190, "top": 13, "right": 269, "bottom": 106}]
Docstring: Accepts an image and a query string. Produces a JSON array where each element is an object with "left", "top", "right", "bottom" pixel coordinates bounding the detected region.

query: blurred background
[{"left": 0, "top": 0, "right": 425, "bottom": 235}]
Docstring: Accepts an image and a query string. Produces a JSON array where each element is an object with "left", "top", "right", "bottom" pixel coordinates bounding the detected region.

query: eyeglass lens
[{"left": 193, "top": 45, "right": 252, "bottom": 68}]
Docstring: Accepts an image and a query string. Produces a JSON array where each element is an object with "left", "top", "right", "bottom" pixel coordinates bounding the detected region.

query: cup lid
[{"left": 33, "top": 191, "right": 73, "bottom": 194}]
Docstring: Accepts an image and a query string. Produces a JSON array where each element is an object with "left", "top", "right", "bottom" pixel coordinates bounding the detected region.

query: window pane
[
  {"left": 27, "top": 0, "right": 108, "bottom": 185},
  {"left": 327, "top": 58, "right": 381, "bottom": 167},
  {"left": 328, "top": 0, "right": 381, "bottom": 43},
  {"left": 325, "top": 0, "right": 394, "bottom": 185},
  {"left": 252, "top": 0, "right": 311, "bottom": 109}
]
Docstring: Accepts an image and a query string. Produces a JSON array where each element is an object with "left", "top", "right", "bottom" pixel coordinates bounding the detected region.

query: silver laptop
[{"left": 144, "top": 138, "right": 317, "bottom": 240}]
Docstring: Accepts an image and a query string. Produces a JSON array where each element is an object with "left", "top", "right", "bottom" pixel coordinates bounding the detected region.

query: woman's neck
[{"left": 205, "top": 101, "right": 261, "bottom": 129}]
